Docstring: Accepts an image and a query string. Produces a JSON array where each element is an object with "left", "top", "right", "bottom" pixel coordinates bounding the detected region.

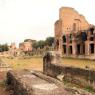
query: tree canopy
[
  {"left": 0, "top": 44, "right": 9, "bottom": 52},
  {"left": 32, "top": 36, "right": 54, "bottom": 49},
  {"left": 45, "top": 37, "right": 54, "bottom": 46}
]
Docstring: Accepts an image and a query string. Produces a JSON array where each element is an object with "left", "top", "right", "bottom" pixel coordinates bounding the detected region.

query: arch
[{"left": 73, "top": 23, "right": 77, "bottom": 31}]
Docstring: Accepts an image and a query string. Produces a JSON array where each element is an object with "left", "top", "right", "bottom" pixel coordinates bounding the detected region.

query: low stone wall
[
  {"left": 6, "top": 51, "right": 95, "bottom": 95},
  {"left": 63, "top": 54, "right": 95, "bottom": 60},
  {"left": 7, "top": 70, "right": 32, "bottom": 95},
  {"left": 43, "top": 51, "right": 95, "bottom": 90},
  {"left": 7, "top": 70, "right": 69, "bottom": 95}
]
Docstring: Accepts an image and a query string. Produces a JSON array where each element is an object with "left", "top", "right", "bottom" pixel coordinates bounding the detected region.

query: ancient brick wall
[
  {"left": 44, "top": 63, "right": 95, "bottom": 88},
  {"left": 54, "top": 7, "right": 95, "bottom": 57},
  {"left": 43, "top": 51, "right": 95, "bottom": 90},
  {"left": 58, "top": 7, "right": 89, "bottom": 35}
]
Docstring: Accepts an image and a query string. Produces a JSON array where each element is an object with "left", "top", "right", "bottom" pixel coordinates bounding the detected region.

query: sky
[{"left": 0, "top": 0, "right": 95, "bottom": 46}]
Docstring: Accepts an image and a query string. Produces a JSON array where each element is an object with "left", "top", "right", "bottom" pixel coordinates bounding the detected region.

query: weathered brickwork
[
  {"left": 6, "top": 51, "right": 95, "bottom": 95},
  {"left": 43, "top": 51, "right": 95, "bottom": 94},
  {"left": 19, "top": 39, "right": 36, "bottom": 52},
  {"left": 55, "top": 7, "right": 95, "bottom": 59}
]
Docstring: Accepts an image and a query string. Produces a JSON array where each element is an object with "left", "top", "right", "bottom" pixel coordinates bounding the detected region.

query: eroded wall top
[{"left": 55, "top": 7, "right": 90, "bottom": 35}]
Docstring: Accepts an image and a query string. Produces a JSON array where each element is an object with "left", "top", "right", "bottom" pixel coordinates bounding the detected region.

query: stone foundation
[
  {"left": 7, "top": 70, "right": 69, "bottom": 95},
  {"left": 43, "top": 51, "right": 95, "bottom": 91},
  {"left": 6, "top": 51, "right": 95, "bottom": 95}
]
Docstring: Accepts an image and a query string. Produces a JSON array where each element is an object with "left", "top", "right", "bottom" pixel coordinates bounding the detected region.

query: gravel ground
[{"left": 0, "top": 72, "right": 10, "bottom": 95}]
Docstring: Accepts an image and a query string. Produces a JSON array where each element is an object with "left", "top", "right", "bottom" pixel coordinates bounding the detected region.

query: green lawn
[
  {"left": 62, "top": 58, "right": 95, "bottom": 69},
  {"left": 2, "top": 57, "right": 43, "bottom": 71},
  {"left": 2, "top": 57, "right": 95, "bottom": 70},
  {"left": 1, "top": 57, "right": 95, "bottom": 95}
]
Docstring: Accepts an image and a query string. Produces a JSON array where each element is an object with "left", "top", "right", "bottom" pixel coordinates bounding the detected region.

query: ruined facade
[
  {"left": 8, "top": 43, "right": 18, "bottom": 56},
  {"left": 55, "top": 7, "right": 95, "bottom": 59},
  {"left": 19, "top": 39, "right": 36, "bottom": 52},
  {"left": 19, "top": 42, "right": 32, "bottom": 52}
]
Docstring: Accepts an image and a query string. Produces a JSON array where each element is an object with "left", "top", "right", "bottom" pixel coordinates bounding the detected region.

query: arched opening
[
  {"left": 73, "top": 23, "right": 76, "bottom": 31},
  {"left": 69, "top": 46, "right": 72, "bottom": 54},
  {"left": 62, "top": 35, "right": 66, "bottom": 43},
  {"left": 63, "top": 45, "right": 66, "bottom": 54},
  {"left": 90, "top": 28, "right": 94, "bottom": 35},
  {"left": 83, "top": 44, "right": 85, "bottom": 54},
  {"left": 77, "top": 44, "right": 80, "bottom": 55},
  {"left": 90, "top": 44, "right": 94, "bottom": 54}
]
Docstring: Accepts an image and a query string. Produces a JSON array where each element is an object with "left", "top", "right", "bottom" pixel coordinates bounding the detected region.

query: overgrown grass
[
  {"left": 63, "top": 81, "right": 95, "bottom": 93},
  {"left": 84, "top": 86, "right": 95, "bottom": 93},
  {"left": 2, "top": 57, "right": 43, "bottom": 71},
  {"left": 2, "top": 57, "right": 95, "bottom": 93},
  {"left": 0, "top": 80, "right": 6, "bottom": 88},
  {"left": 2, "top": 57, "right": 95, "bottom": 70},
  {"left": 62, "top": 57, "right": 95, "bottom": 69}
]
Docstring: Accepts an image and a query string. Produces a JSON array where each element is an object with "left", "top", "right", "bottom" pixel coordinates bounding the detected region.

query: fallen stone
[{"left": 7, "top": 69, "right": 69, "bottom": 95}]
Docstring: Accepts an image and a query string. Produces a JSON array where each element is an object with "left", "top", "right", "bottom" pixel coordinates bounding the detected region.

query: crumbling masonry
[{"left": 55, "top": 7, "right": 95, "bottom": 59}]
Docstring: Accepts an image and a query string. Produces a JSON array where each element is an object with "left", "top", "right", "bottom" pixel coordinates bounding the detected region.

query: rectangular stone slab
[{"left": 7, "top": 70, "right": 68, "bottom": 95}]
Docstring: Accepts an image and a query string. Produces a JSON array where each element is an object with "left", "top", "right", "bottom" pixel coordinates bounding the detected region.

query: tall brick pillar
[
  {"left": 85, "top": 40, "right": 90, "bottom": 55},
  {"left": 72, "top": 34, "right": 77, "bottom": 56},
  {"left": 58, "top": 37, "right": 63, "bottom": 56},
  {"left": 86, "top": 31, "right": 90, "bottom": 55}
]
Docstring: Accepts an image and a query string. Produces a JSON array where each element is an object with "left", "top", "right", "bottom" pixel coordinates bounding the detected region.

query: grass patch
[
  {"left": 0, "top": 80, "right": 6, "bottom": 87},
  {"left": 2, "top": 57, "right": 43, "bottom": 70},
  {"left": 2, "top": 57, "right": 95, "bottom": 70},
  {"left": 62, "top": 57, "right": 95, "bottom": 69},
  {"left": 63, "top": 80, "right": 95, "bottom": 93},
  {"left": 84, "top": 86, "right": 95, "bottom": 93}
]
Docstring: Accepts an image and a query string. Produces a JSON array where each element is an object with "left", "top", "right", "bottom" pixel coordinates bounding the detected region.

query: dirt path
[
  {"left": 0, "top": 72, "right": 10, "bottom": 95},
  {"left": 0, "top": 87, "right": 10, "bottom": 95}
]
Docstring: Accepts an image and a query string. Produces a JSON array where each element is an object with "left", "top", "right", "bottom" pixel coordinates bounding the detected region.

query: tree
[
  {"left": 24, "top": 39, "right": 32, "bottom": 42},
  {"left": 0, "top": 44, "right": 9, "bottom": 52},
  {"left": 45, "top": 37, "right": 54, "bottom": 46},
  {"left": 32, "top": 40, "right": 45, "bottom": 49},
  {"left": 32, "top": 36, "right": 54, "bottom": 50},
  {"left": 32, "top": 42, "right": 39, "bottom": 49},
  {"left": 37, "top": 40, "right": 45, "bottom": 49}
]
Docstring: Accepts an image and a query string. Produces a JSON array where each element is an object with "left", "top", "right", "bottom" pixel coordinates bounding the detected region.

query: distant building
[
  {"left": 8, "top": 43, "right": 18, "bottom": 56},
  {"left": 19, "top": 39, "right": 36, "bottom": 52},
  {"left": 55, "top": 7, "right": 95, "bottom": 59}
]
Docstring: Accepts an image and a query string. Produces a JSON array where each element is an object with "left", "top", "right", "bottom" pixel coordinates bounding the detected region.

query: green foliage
[
  {"left": 32, "top": 42, "right": 38, "bottom": 49},
  {"left": 45, "top": 37, "right": 54, "bottom": 46},
  {"left": 32, "top": 40, "right": 45, "bottom": 49},
  {"left": 84, "top": 86, "right": 95, "bottom": 93},
  {"left": 32, "top": 36, "right": 54, "bottom": 49},
  {"left": 37, "top": 40, "right": 45, "bottom": 49},
  {"left": 24, "top": 39, "right": 36, "bottom": 43},
  {"left": 0, "top": 44, "right": 9, "bottom": 52},
  {"left": 24, "top": 39, "right": 32, "bottom": 42}
]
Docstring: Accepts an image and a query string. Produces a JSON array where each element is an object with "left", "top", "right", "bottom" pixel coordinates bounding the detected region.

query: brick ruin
[
  {"left": 7, "top": 70, "right": 69, "bottom": 95},
  {"left": 43, "top": 51, "right": 95, "bottom": 94},
  {"left": 7, "top": 51, "right": 95, "bottom": 95},
  {"left": 55, "top": 7, "right": 95, "bottom": 59},
  {"left": 19, "top": 40, "right": 33, "bottom": 52}
]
